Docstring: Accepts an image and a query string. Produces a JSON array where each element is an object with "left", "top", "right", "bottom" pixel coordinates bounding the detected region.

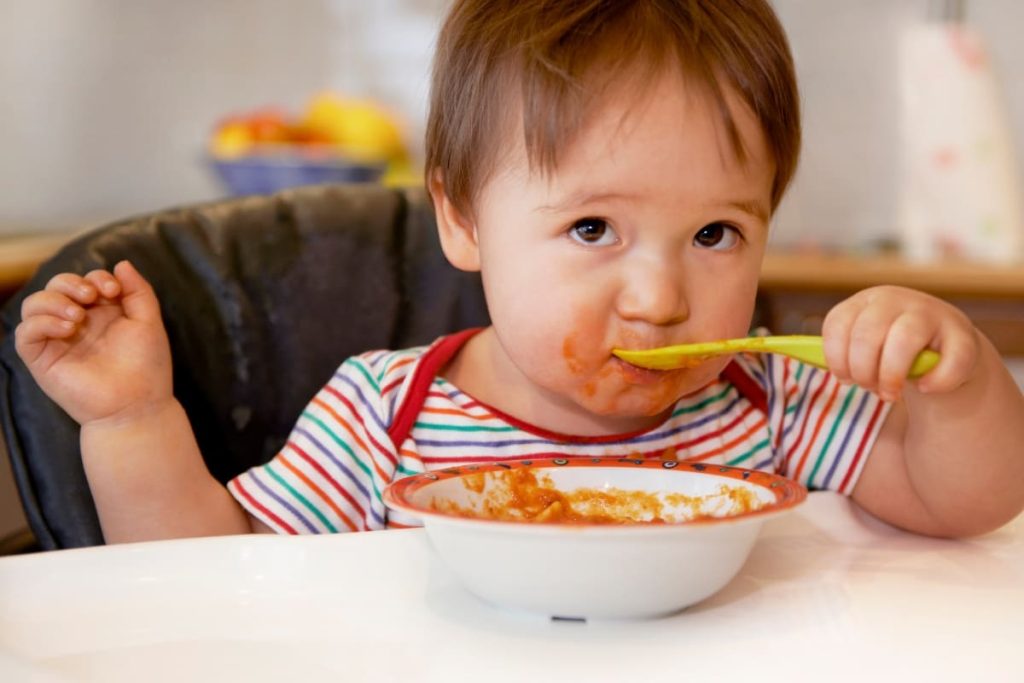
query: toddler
[{"left": 15, "top": 0, "right": 1024, "bottom": 541}]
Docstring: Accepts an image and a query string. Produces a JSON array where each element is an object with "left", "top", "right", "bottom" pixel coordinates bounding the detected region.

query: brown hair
[{"left": 425, "top": 0, "right": 801, "bottom": 217}]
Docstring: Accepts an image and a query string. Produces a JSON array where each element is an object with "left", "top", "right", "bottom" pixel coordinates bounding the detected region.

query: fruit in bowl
[
  {"left": 207, "top": 94, "right": 409, "bottom": 195},
  {"left": 383, "top": 457, "right": 806, "bottom": 620}
]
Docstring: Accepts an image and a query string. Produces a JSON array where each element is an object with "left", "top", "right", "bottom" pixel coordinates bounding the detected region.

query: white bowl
[{"left": 383, "top": 458, "right": 806, "bottom": 620}]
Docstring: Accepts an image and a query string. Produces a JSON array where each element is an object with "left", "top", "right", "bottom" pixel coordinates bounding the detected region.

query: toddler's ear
[{"left": 428, "top": 169, "right": 481, "bottom": 272}]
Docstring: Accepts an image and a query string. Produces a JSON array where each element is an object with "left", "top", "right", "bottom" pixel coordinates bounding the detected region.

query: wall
[{"left": 2, "top": 1, "right": 1023, "bottom": 248}]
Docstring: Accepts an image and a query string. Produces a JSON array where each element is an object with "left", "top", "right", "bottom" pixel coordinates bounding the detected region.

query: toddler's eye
[
  {"left": 568, "top": 217, "right": 618, "bottom": 246},
  {"left": 693, "top": 223, "right": 741, "bottom": 250}
]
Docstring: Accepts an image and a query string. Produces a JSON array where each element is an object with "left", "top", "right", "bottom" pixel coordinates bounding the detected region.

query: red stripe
[
  {"left": 721, "top": 360, "right": 767, "bottom": 414},
  {"left": 838, "top": 401, "right": 886, "bottom": 494},
  {"left": 323, "top": 385, "right": 399, "bottom": 469},
  {"left": 417, "top": 405, "right": 762, "bottom": 465},
  {"left": 230, "top": 479, "right": 298, "bottom": 535},
  {"left": 775, "top": 357, "right": 791, "bottom": 451},
  {"left": 783, "top": 371, "right": 830, "bottom": 473},
  {"left": 278, "top": 453, "right": 359, "bottom": 532},
  {"left": 379, "top": 355, "right": 418, "bottom": 397},
  {"left": 388, "top": 329, "right": 483, "bottom": 448},
  {"left": 287, "top": 441, "right": 368, "bottom": 525},
  {"left": 792, "top": 382, "right": 840, "bottom": 481},
  {"left": 685, "top": 416, "right": 768, "bottom": 462}
]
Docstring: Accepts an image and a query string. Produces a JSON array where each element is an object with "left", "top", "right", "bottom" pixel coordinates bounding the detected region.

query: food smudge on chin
[{"left": 431, "top": 468, "right": 763, "bottom": 524}]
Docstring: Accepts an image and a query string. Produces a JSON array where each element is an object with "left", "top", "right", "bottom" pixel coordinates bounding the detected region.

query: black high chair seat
[{"left": 0, "top": 184, "right": 489, "bottom": 549}]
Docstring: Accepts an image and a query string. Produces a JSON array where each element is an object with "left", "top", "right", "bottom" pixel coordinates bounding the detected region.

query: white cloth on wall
[{"left": 898, "top": 22, "right": 1024, "bottom": 264}]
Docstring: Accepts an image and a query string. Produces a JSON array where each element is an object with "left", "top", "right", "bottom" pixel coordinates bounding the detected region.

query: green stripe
[
  {"left": 413, "top": 421, "right": 517, "bottom": 432},
  {"left": 345, "top": 358, "right": 381, "bottom": 393},
  {"left": 265, "top": 463, "right": 338, "bottom": 533},
  {"left": 785, "top": 364, "right": 806, "bottom": 414},
  {"left": 671, "top": 384, "right": 734, "bottom": 418},
  {"left": 302, "top": 410, "right": 384, "bottom": 501},
  {"left": 805, "top": 388, "right": 856, "bottom": 484},
  {"left": 725, "top": 438, "right": 770, "bottom": 467},
  {"left": 377, "top": 351, "right": 415, "bottom": 384}
]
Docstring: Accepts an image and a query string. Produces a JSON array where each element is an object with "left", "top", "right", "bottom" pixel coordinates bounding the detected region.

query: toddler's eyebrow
[
  {"left": 723, "top": 199, "right": 770, "bottom": 223},
  {"left": 536, "top": 191, "right": 634, "bottom": 214}
]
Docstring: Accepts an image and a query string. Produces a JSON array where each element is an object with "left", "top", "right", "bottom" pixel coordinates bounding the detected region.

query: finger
[
  {"left": 845, "top": 304, "right": 896, "bottom": 394},
  {"left": 20, "top": 291, "right": 87, "bottom": 323},
  {"left": 45, "top": 272, "right": 101, "bottom": 304},
  {"left": 83, "top": 269, "right": 122, "bottom": 300},
  {"left": 877, "top": 312, "right": 935, "bottom": 402},
  {"left": 14, "top": 316, "right": 78, "bottom": 362},
  {"left": 821, "top": 298, "right": 864, "bottom": 383},
  {"left": 915, "top": 323, "right": 978, "bottom": 394},
  {"left": 113, "top": 261, "right": 161, "bottom": 324}
]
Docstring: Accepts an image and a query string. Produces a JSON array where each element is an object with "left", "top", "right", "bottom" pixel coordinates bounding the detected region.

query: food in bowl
[
  {"left": 383, "top": 458, "right": 806, "bottom": 620},
  {"left": 430, "top": 466, "right": 764, "bottom": 524}
]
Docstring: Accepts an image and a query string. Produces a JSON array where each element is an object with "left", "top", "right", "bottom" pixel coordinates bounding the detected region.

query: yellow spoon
[{"left": 612, "top": 335, "right": 941, "bottom": 378}]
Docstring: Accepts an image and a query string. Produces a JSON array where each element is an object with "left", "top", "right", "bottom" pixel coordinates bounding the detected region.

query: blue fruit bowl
[{"left": 208, "top": 153, "right": 387, "bottom": 196}]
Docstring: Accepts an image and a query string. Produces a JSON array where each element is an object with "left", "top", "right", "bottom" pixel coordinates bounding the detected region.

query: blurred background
[
  {"left": 1, "top": 1, "right": 1023, "bottom": 541},
  {"left": 0, "top": 0, "right": 1022, "bottom": 249}
]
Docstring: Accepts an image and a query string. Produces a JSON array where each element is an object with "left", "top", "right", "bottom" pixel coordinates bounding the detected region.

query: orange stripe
[
  {"left": 380, "top": 356, "right": 418, "bottom": 395},
  {"left": 311, "top": 396, "right": 391, "bottom": 483},
  {"left": 686, "top": 416, "right": 768, "bottom": 462},
  {"left": 385, "top": 355, "right": 417, "bottom": 374},
  {"left": 400, "top": 448, "right": 423, "bottom": 463},
  {"left": 279, "top": 454, "right": 359, "bottom": 532},
  {"left": 792, "top": 382, "right": 840, "bottom": 481},
  {"left": 839, "top": 401, "right": 886, "bottom": 494},
  {"left": 419, "top": 406, "right": 495, "bottom": 421}
]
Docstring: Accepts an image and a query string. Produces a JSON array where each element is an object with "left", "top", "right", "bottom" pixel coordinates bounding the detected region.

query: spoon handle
[{"left": 614, "top": 335, "right": 941, "bottom": 378}]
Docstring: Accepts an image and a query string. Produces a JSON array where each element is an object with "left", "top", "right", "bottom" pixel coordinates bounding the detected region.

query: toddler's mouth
[{"left": 612, "top": 356, "right": 677, "bottom": 385}]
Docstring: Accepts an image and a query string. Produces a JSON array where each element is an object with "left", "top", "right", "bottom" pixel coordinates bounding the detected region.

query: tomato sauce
[{"left": 431, "top": 467, "right": 763, "bottom": 524}]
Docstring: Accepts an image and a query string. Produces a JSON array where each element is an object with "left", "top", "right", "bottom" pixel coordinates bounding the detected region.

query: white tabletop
[{"left": 0, "top": 492, "right": 1021, "bottom": 683}]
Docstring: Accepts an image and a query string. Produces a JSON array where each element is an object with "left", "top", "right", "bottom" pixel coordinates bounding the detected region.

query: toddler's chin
[{"left": 576, "top": 393, "right": 680, "bottom": 420}]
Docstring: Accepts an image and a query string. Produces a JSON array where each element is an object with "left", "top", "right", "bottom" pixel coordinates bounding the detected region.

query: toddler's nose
[{"left": 615, "top": 258, "right": 688, "bottom": 326}]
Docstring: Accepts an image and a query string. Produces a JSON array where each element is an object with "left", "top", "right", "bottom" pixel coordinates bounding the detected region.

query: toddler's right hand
[{"left": 14, "top": 261, "right": 174, "bottom": 427}]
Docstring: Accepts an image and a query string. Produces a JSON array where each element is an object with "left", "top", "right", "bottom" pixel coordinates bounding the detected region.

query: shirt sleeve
[
  {"left": 759, "top": 354, "right": 892, "bottom": 495},
  {"left": 228, "top": 353, "right": 401, "bottom": 533}
]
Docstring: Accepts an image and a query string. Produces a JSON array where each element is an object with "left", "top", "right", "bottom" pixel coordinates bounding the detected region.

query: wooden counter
[
  {"left": 760, "top": 251, "right": 1024, "bottom": 299},
  {"left": 0, "top": 232, "right": 76, "bottom": 299},
  {"left": 757, "top": 251, "right": 1024, "bottom": 356}
]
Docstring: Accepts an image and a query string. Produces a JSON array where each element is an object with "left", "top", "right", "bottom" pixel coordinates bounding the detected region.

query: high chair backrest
[{"left": 0, "top": 184, "right": 489, "bottom": 549}]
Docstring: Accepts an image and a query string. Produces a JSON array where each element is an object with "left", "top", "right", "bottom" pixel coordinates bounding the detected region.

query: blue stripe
[
  {"left": 250, "top": 469, "right": 319, "bottom": 533},
  {"left": 414, "top": 395, "right": 747, "bottom": 450},
  {"left": 746, "top": 358, "right": 768, "bottom": 391},
  {"left": 782, "top": 367, "right": 821, "bottom": 440},
  {"left": 821, "top": 390, "right": 870, "bottom": 490},
  {"left": 751, "top": 452, "right": 775, "bottom": 472},
  {"left": 335, "top": 372, "right": 388, "bottom": 433},
  {"left": 295, "top": 425, "right": 386, "bottom": 527},
  {"left": 763, "top": 354, "right": 776, "bottom": 420},
  {"left": 367, "top": 350, "right": 389, "bottom": 370}
]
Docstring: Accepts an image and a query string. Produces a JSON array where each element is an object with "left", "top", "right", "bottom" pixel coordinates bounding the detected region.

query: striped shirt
[{"left": 228, "top": 330, "right": 891, "bottom": 534}]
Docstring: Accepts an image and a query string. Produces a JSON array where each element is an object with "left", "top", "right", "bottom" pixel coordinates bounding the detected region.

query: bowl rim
[{"left": 383, "top": 457, "right": 807, "bottom": 530}]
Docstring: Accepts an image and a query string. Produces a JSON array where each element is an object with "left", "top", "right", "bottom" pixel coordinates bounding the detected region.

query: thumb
[{"left": 113, "top": 260, "right": 162, "bottom": 324}]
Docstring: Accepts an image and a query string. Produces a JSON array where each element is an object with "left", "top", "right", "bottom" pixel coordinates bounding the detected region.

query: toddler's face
[{"left": 457, "top": 68, "right": 775, "bottom": 432}]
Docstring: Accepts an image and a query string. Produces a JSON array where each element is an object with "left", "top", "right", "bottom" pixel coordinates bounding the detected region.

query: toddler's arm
[
  {"left": 14, "top": 261, "right": 257, "bottom": 542},
  {"left": 822, "top": 286, "right": 1024, "bottom": 537}
]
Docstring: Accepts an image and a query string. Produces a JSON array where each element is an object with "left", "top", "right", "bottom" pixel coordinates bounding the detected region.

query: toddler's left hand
[{"left": 821, "top": 285, "right": 980, "bottom": 402}]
